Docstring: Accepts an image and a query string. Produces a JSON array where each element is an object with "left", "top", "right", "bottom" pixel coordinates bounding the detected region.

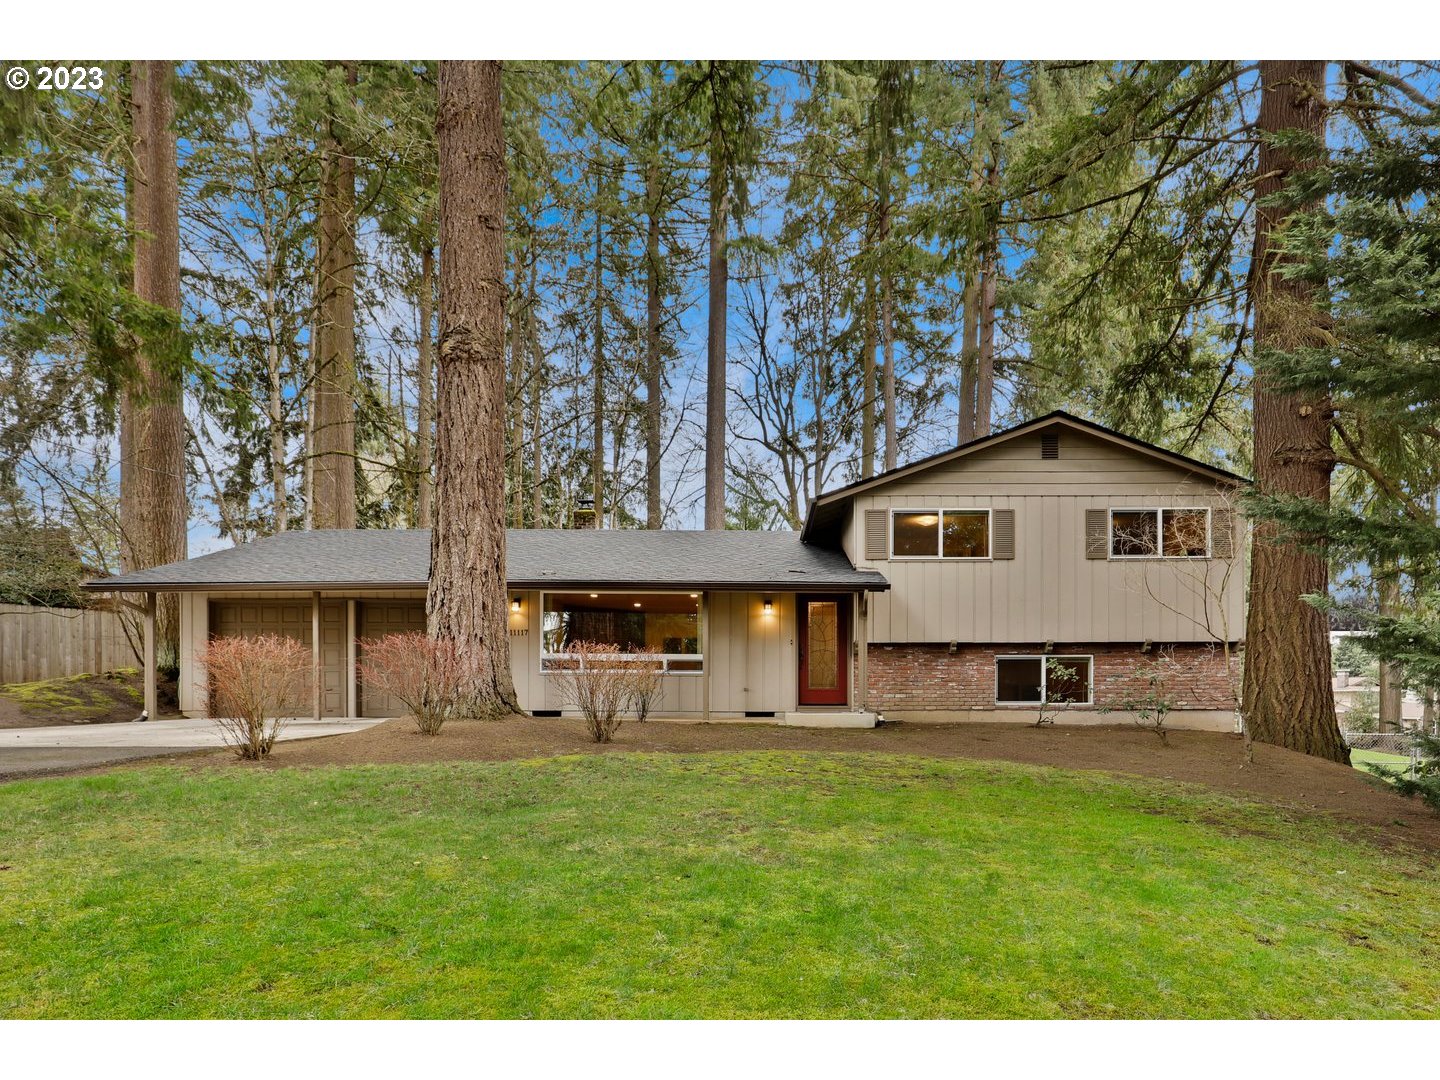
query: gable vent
[{"left": 1040, "top": 431, "right": 1060, "bottom": 459}]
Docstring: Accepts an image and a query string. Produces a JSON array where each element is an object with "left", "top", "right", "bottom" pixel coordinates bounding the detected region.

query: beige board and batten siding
[
  {"left": 510, "top": 589, "right": 801, "bottom": 717},
  {"left": 844, "top": 428, "right": 1245, "bottom": 644}
]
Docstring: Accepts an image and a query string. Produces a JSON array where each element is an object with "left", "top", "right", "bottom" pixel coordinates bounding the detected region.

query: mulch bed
[{"left": 217, "top": 714, "right": 1440, "bottom": 854}]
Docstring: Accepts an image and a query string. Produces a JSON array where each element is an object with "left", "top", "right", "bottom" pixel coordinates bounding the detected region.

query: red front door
[{"left": 798, "top": 594, "right": 849, "bottom": 706}]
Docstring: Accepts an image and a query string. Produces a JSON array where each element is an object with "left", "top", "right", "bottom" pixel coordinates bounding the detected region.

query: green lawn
[
  {"left": 1, "top": 752, "right": 1438, "bottom": 1018},
  {"left": 1350, "top": 748, "right": 1414, "bottom": 778}
]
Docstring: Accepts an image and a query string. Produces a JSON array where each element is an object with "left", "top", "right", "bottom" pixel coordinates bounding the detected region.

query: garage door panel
[
  {"left": 357, "top": 601, "right": 427, "bottom": 718},
  {"left": 208, "top": 600, "right": 346, "bottom": 717}
]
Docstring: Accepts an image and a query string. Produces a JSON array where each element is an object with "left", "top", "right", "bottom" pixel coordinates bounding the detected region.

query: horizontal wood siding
[
  {"left": 845, "top": 429, "right": 1246, "bottom": 644},
  {"left": 0, "top": 603, "right": 136, "bottom": 684}
]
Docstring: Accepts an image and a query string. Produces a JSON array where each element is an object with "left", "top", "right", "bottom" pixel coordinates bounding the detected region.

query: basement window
[{"left": 995, "top": 656, "right": 1093, "bottom": 705}]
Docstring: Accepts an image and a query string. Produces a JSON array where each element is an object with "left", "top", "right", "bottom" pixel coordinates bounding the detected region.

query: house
[{"left": 83, "top": 411, "right": 1247, "bottom": 730}]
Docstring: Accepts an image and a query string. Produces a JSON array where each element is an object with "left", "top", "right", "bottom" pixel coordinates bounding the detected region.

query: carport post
[
  {"left": 143, "top": 591, "right": 157, "bottom": 720},
  {"left": 701, "top": 591, "right": 710, "bottom": 722},
  {"left": 311, "top": 590, "right": 322, "bottom": 721}
]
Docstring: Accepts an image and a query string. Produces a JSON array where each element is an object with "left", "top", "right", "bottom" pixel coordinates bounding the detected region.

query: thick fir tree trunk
[
  {"left": 417, "top": 245, "right": 435, "bottom": 528},
  {"left": 429, "top": 59, "right": 518, "bottom": 715},
  {"left": 311, "top": 60, "right": 358, "bottom": 531},
  {"left": 704, "top": 123, "right": 729, "bottom": 529},
  {"left": 124, "top": 60, "right": 187, "bottom": 672},
  {"left": 645, "top": 159, "right": 664, "bottom": 529},
  {"left": 1241, "top": 60, "right": 1348, "bottom": 763}
]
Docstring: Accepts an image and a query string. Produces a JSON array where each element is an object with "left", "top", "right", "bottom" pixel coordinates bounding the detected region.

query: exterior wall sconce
[
  {"left": 511, "top": 596, "right": 522, "bottom": 613},
  {"left": 762, "top": 598, "right": 774, "bottom": 616}
]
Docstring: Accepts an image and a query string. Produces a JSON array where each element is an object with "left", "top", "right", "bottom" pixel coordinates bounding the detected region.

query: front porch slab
[{"left": 779, "top": 710, "right": 878, "bottom": 728}]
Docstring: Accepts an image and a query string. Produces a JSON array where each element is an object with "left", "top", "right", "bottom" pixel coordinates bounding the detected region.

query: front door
[{"left": 797, "top": 594, "right": 849, "bottom": 707}]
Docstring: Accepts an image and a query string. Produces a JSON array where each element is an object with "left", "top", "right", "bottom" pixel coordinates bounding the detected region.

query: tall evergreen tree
[{"left": 429, "top": 59, "right": 518, "bottom": 715}]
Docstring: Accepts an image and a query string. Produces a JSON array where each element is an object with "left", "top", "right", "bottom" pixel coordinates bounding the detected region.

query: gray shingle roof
[{"left": 82, "top": 529, "right": 888, "bottom": 593}]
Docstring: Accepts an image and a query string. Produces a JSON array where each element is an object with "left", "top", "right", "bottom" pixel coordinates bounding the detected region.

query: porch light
[
  {"left": 633, "top": 601, "right": 642, "bottom": 608},
  {"left": 511, "top": 596, "right": 522, "bottom": 613},
  {"left": 590, "top": 593, "right": 599, "bottom": 598},
  {"left": 763, "top": 598, "right": 774, "bottom": 616}
]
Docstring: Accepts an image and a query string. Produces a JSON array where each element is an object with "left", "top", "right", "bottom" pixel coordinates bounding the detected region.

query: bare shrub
[
  {"left": 204, "top": 634, "right": 311, "bottom": 759},
  {"left": 626, "top": 647, "right": 665, "bottom": 722},
  {"left": 551, "top": 641, "right": 636, "bottom": 743},
  {"left": 356, "top": 632, "right": 468, "bottom": 735},
  {"left": 1119, "top": 649, "right": 1179, "bottom": 744}
]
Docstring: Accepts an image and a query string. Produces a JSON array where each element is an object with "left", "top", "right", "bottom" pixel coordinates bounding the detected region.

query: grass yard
[
  {"left": 1350, "top": 748, "right": 1414, "bottom": 778},
  {"left": 2, "top": 751, "right": 1438, "bottom": 1018}
]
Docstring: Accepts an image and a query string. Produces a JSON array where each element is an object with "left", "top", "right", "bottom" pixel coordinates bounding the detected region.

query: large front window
[{"left": 541, "top": 592, "right": 702, "bottom": 673}]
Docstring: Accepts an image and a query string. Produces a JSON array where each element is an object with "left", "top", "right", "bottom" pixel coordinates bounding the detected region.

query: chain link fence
[{"left": 1342, "top": 730, "right": 1422, "bottom": 777}]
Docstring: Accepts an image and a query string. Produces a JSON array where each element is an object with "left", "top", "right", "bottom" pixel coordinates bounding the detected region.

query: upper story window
[
  {"left": 1111, "top": 507, "right": 1210, "bottom": 559},
  {"left": 892, "top": 509, "right": 990, "bottom": 559}
]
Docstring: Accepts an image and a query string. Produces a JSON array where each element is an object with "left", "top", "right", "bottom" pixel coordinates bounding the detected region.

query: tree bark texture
[
  {"left": 417, "top": 245, "right": 435, "bottom": 528},
  {"left": 429, "top": 59, "right": 518, "bottom": 715},
  {"left": 592, "top": 167, "right": 606, "bottom": 527},
  {"left": 311, "top": 60, "right": 358, "bottom": 531},
  {"left": 645, "top": 159, "right": 664, "bottom": 529},
  {"left": 704, "top": 122, "right": 729, "bottom": 529},
  {"left": 124, "top": 59, "right": 187, "bottom": 669},
  {"left": 1241, "top": 60, "right": 1348, "bottom": 764},
  {"left": 861, "top": 273, "right": 877, "bottom": 478}
]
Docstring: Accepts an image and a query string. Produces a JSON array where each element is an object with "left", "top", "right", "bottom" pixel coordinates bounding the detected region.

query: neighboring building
[{"left": 84, "top": 412, "right": 1247, "bottom": 730}]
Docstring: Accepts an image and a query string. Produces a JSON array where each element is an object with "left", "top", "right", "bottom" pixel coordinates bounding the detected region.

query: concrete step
[{"left": 779, "top": 711, "right": 878, "bottom": 729}]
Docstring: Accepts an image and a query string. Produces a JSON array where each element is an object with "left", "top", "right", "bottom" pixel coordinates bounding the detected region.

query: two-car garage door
[{"left": 208, "top": 598, "right": 427, "bottom": 718}]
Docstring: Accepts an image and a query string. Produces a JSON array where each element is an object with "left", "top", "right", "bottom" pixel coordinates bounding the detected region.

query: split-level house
[{"left": 84, "top": 411, "right": 1247, "bottom": 730}]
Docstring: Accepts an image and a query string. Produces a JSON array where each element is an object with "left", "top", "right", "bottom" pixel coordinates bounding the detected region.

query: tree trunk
[
  {"left": 417, "top": 245, "right": 435, "bottom": 528},
  {"left": 264, "top": 270, "right": 288, "bottom": 534},
  {"left": 124, "top": 60, "right": 187, "bottom": 674},
  {"left": 975, "top": 61, "right": 1002, "bottom": 438},
  {"left": 311, "top": 60, "right": 358, "bottom": 531},
  {"left": 704, "top": 122, "right": 729, "bottom": 530},
  {"left": 860, "top": 273, "right": 877, "bottom": 478},
  {"left": 429, "top": 60, "right": 518, "bottom": 715},
  {"left": 1241, "top": 60, "right": 1347, "bottom": 764},
  {"left": 529, "top": 305, "right": 545, "bottom": 528},
  {"left": 645, "top": 158, "right": 664, "bottom": 529},
  {"left": 958, "top": 268, "right": 980, "bottom": 444},
  {"left": 976, "top": 207, "right": 997, "bottom": 438},
  {"left": 1378, "top": 571, "right": 1403, "bottom": 731},
  {"left": 878, "top": 165, "right": 897, "bottom": 472},
  {"left": 592, "top": 167, "right": 605, "bottom": 528}
]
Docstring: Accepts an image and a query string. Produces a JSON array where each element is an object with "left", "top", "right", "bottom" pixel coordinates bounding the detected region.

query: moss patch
[{"left": 0, "top": 669, "right": 144, "bottom": 725}]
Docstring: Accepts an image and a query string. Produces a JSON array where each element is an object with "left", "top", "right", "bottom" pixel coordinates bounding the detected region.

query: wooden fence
[{"left": 0, "top": 603, "right": 138, "bottom": 685}]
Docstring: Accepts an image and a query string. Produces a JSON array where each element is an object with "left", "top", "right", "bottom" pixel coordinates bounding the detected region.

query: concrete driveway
[{"left": 0, "top": 716, "right": 382, "bottom": 781}]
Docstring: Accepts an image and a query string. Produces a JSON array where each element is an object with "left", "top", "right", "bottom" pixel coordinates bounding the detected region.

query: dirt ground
[
  {"left": 220, "top": 714, "right": 1440, "bottom": 853},
  {"left": 0, "top": 670, "right": 178, "bottom": 729}
]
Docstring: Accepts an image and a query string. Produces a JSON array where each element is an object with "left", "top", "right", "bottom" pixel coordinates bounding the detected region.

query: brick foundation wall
[{"left": 866, "top": 642, "right": 1240, "bottom": 713}]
